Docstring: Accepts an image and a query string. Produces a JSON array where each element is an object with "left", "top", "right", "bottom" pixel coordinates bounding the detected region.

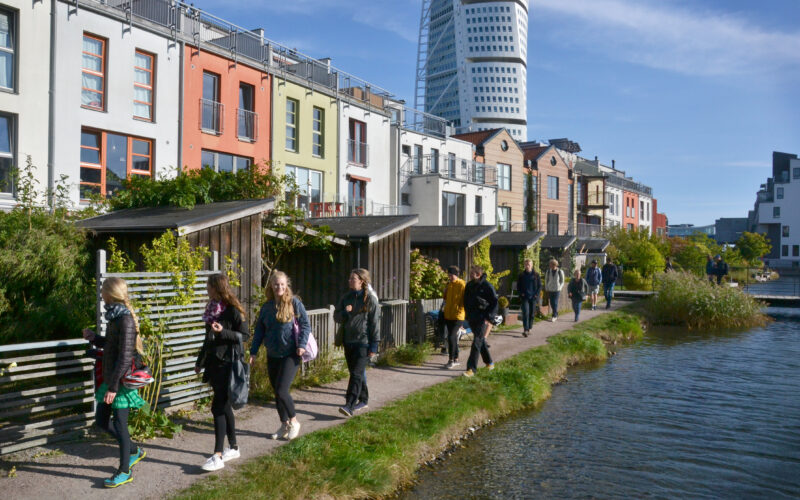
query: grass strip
[{"left": 173, "top": 310, "right": 644, "bottom": 500}]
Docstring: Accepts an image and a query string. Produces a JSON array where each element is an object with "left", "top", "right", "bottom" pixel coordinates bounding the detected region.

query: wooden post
[
  {"left": 212, "top": 250, "right": 219, "bottom": 271},
  {"left": 327, "top": 304, "right": 336, "bottom": 352}
]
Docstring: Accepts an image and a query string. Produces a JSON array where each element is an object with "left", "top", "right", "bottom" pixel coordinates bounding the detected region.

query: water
[{"left": 401, "top": 308, "right": 800, "bottom": 499}]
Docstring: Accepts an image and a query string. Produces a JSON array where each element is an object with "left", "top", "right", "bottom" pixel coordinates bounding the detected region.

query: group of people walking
[
  {"left": 82, "top": 268, "right": 380, "bottom": 487},
  {"left": 706, "top": 255, "right": 730, "bottom": 284}
]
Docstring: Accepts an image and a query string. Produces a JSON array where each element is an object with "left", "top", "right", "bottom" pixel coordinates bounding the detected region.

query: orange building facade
[
  {"left": 623, "top": 191, "right": 639, "bottom": 230},
  {"left": 182, "top": 46, "right": 271, "bottom": 172}
]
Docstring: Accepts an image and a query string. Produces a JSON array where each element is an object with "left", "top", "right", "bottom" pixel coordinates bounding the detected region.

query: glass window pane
[
  {"left": 0, "top": 52, "right": 12, "bottom": 89},
  {"left": 132, "top": 140, "right": 150, "bottom": 155},
  {"left": 80, "top": 166, "right": 101, "bottom": 184},
  {"left": 0, "top": 13, "right": 11, "bottom": 49},
  {"left": 134, "top": 68, "right": 151, "bottom": 86},
  {"left": 82, "top": 89, "right": 102, "bottom": 108},
  {"left": 133, "top": 102, "right": 151, "bottom": 120},
  {"left": 132, "top": 155, "right": 150, "bottom": 173},
  {"left": 81, "top": 131, "right": 99, "bottom": 147},
  {"left": 80, "top": 146, "right": 100, "bottom": 164},
  {"left": 80, "top": 183, "right": 100, "bottom": 199},
  {"left": 82, "top": 53, "right": 102, "bottom": 72},
  {"left": 0, "top": 157, "right": 11, "bottom": 193},
  {"left": 0, "top": 116, "right": 9, "bottom": 153},
  {"left": 105, "top": 134, "right": 128, "bottom": 196},
  {"left": 83, "top": 36, "right": 102, "bottom": 55},
  {"left": 135, "top": 52, "right": 151, "bottom": 70},
  {"left": 310, "top": 171, "right": 321, "bottom": 202},
  {"left": 202, "top": 73, "right": 218, "bottom": 101},
  {"left": 218, "top": 153, "right": 233, "bottom": 172},
  {"left": 82, "top": 73, "right": 102, "bottom": 91},
  {"left": 201, "top": 150, "right": 215, "bottom": 170},
  {"left": 235, "top": 157, "right": 250, "bottom": 172}
]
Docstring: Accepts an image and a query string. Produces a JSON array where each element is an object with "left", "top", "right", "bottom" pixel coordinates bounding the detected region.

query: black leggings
[
  {"left": 444, "top": 319, "right": 461, "bottom": 361},
  {"left": 267, "top": 355, "right": 301, "bottom": 422},
  {"left": 344, "top": 344, "right": 370, "bottom": 408},
  {"left": 209, "top": 361, "right": 237, "bottom": 454},
  {"left": 95, "top": 402, "right": 136, "bottom": 472}
]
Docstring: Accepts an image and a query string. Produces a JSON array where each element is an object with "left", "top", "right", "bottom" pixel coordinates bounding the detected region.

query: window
[
  {"left": 784, "top": 226, "right": 790, "bottom": 237},
  {"left": 401, "top": 193, "right": 410, "bottom": 206},
  {"left": 401, "top": 145, "right": 411, "bottom": 157},
  {"left": 201, "top": 72, "right": 221, "bottom": 133},
  {"left": 782, "top": 245, "right": 788, "bottom": 257},
  {"left": 133, "top": 51, "right": 154, "bottom": 120},
  {"left": 348, "top": 119, "right": 367, "bottom": 166},
  {"left": 0, "top": 9, "right": 15, "bottom": 91},
  {"left": 547, "top": 175, "right": 559, "bottom": 199},
  {"left": 201, "top": 149, "right": 251, "bottom": 173},
  {"left": 497, "top": 206, "right": 511, "bottom": 231},
  {"left": 413, "top": 144, "right": 422, "bottom": 174},
  {"left": 794, "top": 245, "right": 799, "bottom": 257},
  {"left": 547, "top": 213, "right": 559, "bottom": 235},
  {"left": 640, "top": 201, "right": 645, "bottom": 219},
  {"left": 237, "top": 83, "right": 256, "bottom": 141},
  {"left": 430, "top": 148, "right": 439, "bottom": 173},
  {"left": 794, "top": 167, "right": 800, "bottom": 180},
  {"left": 497, "top": 163, "right": 511, "bottom": 190},
  {"left": 441, "top": 192, "right": 465, "bottom": 226},
  {"left": 774, "top": 206, "right": 781, "bottom": 218},
  {"left": 312, "top": 107, "right": 324, "bottom": 157},
  {"left": 777, "top": 187, "right": 784, "bottom": 199},
  {"left": 80, "top": 129, "right": 153, "bottom": 198},
  {"left": 285, "top": 98, "right": 298, "bottom": 151},
  {"left": 347, "top": 178, "right": 366, "bottom": 216},
  {"left": 285, "top": 165, "right": 322, "bottom": 210},
  {"left": 81, "top": 34, "right": 106, "bottom": 110},
  {"left": 0, "top": 113, "right": 13, "bottom": 193},
  {"left": 447, "top": 153, "right": 456, "bottom": 178}
]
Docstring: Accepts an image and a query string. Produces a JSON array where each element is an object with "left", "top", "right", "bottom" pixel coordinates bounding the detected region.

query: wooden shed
[
  {"left": 410, "top": 225, "right": 497, "bottom": 275},
  {"left": 574, "top": 237, "right": 610, "bottom": 270},
  {"left": 489, "top": 231, "right": 545, "bottom": 296},
  {"left": 540, "top": 234, "right": 577, "bottom": 273},
  {"left": 75, "top": 198, "right": 274, "bottom": 318},
  {"left": 274, "top": 215, "right": 419, "bottom": 309}
]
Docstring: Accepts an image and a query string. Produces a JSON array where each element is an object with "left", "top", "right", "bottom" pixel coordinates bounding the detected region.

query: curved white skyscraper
[{"left": 415, "top": 0, "right": 528, "bottom": 140}]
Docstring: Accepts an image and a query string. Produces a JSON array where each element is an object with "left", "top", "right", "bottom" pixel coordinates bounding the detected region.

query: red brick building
[{"left": 652, "top": 198, "right": 668, "bottom": 238}]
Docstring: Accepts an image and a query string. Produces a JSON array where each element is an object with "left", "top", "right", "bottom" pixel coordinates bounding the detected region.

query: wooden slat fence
[{"left": 406, "top": 298, "right": 442, "bottom": 343}]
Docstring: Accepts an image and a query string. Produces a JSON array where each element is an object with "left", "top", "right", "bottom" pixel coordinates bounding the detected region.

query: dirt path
[{"left": 2, "top": 304, "right": 622, "bottom": 499}]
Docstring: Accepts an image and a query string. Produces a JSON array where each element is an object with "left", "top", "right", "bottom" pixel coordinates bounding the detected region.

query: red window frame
[
  {"left": 81, "top": 34, "right": 106, "bottom": 111},
  {"left": 133, "top": 50, "right": 155, "bottom": 121},
  {"left": 80, "top": 129, "right": 153, "bottom": 199}
]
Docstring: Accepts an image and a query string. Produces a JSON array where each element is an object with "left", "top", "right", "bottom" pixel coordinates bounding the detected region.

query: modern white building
[
  {"left": 750, "top": 152, "right": 800, "bottom": 268},
  {"left": 416, "top": 0, "right": 528, "bottom": 140},
  {"left": 53, "top": 0, "right": 181, "bottom": 206},
  {"left": 0, "top": 0, "right": 52, "bottom": 209}
]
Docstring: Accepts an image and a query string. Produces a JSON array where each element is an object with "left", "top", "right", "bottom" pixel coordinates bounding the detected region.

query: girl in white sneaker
[{"left": 195, "top": 274, "right": 250, "bottom": 472}]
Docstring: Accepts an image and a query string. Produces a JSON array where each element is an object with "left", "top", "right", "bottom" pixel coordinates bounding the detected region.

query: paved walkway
[{"left": 2, "top": 304, "right": 622, "bottom": 499}]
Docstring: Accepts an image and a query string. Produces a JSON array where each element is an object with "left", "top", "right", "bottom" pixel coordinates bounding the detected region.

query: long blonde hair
[
  {"left": 265, "top": 271, "right": 295, "bottom": 323},
  {"left": 102, "top": 277, "right": 144, "bottom": 354}
]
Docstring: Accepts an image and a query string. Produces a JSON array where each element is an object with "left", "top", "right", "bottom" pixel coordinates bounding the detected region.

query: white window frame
[
  {"left": 0, "top": 112, "right": 14, "bottom": 194},
  {"left": 0, "top": 8, "right": 15, "bottom": 92},
  {"left": 497, "top": 163, "right": 511, "bottom": 190}
]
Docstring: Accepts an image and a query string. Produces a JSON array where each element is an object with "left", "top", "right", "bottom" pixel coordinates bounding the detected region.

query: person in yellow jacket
[{"left": 442, "top": 266, "right": 466, "bottom": 369}]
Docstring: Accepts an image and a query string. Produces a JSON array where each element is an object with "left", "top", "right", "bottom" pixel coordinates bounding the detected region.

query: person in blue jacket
[
  {"left": 585, "top": 259, "right": 602, "bottom": 311},
  {"left": 250, "top": 270, "right": 310, "bottom": 441},
  {"left": 516, "top": 258, "right": 541, "bottom": 337},
  {"left": 601, "top": 258, "right": 619, "bottom": 309},
  {"left": 706, "top": 255, "right": 716, "bottom": 283}
]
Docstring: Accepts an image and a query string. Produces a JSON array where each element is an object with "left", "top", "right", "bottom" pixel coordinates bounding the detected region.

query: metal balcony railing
[
  {"left": 390, "top": 106, "right": 449, "bottom": 138},
  {"left": 577, "top": 223, "right": 604, "bottom": 237},
  {"left": 474, "top": 213, "right": 485, "bottom": 225},
  {"left": 307, "top": 195, "right": 409, "bottom": 218},
  {"left": 237, "top": 108, "right": 257, "bottom": 141},
  {"left": 200, "top": 98, "right": 223, "bottom": 134},
  {"left": 404, "top": 155, "right": 497, "bottom": 186},
  {"left": 348, "top": 140, "right": 368, "bottom": 166}
]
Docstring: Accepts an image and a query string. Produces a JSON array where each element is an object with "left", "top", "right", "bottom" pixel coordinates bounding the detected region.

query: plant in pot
[{"left": 498, "top": 296, "right": 510, "bottom": 324}]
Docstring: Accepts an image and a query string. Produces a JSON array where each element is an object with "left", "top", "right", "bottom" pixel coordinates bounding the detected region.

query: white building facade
[
  {"left": 53, "top": 0, "right": 180, "bottom": 206},
  {"left": 0, "top": 0, "right": 52, "bottom": 209},
  {"left": 755, "top": 156, "right": 800, "bottom": 268},
  {"left": 418, "top": 0, "right": 528, "bottom": 140}
]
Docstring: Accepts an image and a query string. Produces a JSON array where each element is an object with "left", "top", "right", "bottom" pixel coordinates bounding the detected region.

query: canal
[{"left": 401, "top": 307, "right": 800, "bottom": 499}]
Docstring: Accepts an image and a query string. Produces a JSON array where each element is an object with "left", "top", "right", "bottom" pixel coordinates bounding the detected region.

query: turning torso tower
[{"left": 416, "top": 0, "right": 528, "bottom": 140}]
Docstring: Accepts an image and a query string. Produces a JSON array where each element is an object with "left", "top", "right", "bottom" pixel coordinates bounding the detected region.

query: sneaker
[
  {"left": 440, "top": 347, "right": 448, "bottom": 355},
  {"left": 352, "top": 401, "right": 369, "bottom": 413},
  {"left": 128, "top": 447, "right": 146, "bottom": 470},
  {"left": 551, "top": 317, "right": 557, "bottom": 322},
  {"left": 522, "top": 330, "right": 529, "bottom": 337},
  {"left": 287, "top": 420, "right": 301, "bottom": 440},
  {"left": 221, "top": 446, "right": 240, "bottom": 462},
  {"left": 269, "top": 422, "right": 289, "bottom": 440},
  {"left": 487, "top": 363, "right": 495, "bottom": 371},
  {"left": 201, "top": 454, "right": 224, "bottom": 472},
  {"left": 445, "top": 360, "right": 454, "bottom": 369},
  {"left": 462, "top": 369, "right": 475, "bottom": 377},
  {"left": 339, "top": 405, "right": 353, "bottom": 417},
  {"left": 104, "top": 469, "right": 132, "bottom": 488}
]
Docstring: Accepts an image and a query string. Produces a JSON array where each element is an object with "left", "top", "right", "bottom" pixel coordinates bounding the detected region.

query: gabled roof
[
  {"left": 451, "top": 129, "right": 501, "bottom": 146},
  {"left": 410, "top": 225, "right": 497, "bottom": 247},
  {"left": 75, "top": 198, "right": 275, "bottom": 235},
  {"left": 521, "top": 145, "right": 548, "bottom": 162},
  {"left": 489, "top": 231, "right": 545, "bottom": 249},
  {"left": 540, "top": 234, "right": 577, "bottom": 251},
  {"left": 575, "top": 238, "right": 610, "bottom": 253},
  {"left": 308, "top": 215, "right": 419, "bottom": 244}
]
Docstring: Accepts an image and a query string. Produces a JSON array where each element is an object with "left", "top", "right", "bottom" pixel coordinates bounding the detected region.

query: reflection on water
[{"left": 401, "top": 308, "right": 800, "bottom": 499}]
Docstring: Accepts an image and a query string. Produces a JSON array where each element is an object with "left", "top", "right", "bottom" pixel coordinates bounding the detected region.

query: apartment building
[
  {"left": 652, "top": 199, "right": 668, "bottom": 238},
  {"left": 519, "top": 142, "right": 573, "bottom": 235}
]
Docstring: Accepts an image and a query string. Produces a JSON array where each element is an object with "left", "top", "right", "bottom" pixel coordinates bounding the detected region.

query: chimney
[
  {"left": 612, "top": 159, "right": 615, "bottom": 169},
  {"left": 594, "top": 156, "right": 599, "bottom": 167}
]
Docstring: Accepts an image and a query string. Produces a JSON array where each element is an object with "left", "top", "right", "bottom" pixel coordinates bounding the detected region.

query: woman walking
[
  {"left": 442, "top": 266, "right": 466, "bottom": 369},
  {"left": 567, "top": 269, "right": 589, "bottom": 322},
  {"left": 195, "top": 273, "right": 250, "bottom": 472},
  {"left": 516, "top": 258, "right": 541, "bottom": 337},
  {"left": 82, "top": 277, "right": 146, "bottom": 488},
  {"left": 544, "top": 259, "right": 565, "bottom": 322},
  {"left": 250, "top": 271, "right": 310, "bottom": 441},
  {"left": 335, "top": 269, "right": 380, "bottom": 417}
]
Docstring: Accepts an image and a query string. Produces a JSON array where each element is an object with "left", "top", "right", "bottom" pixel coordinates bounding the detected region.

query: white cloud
[{"left": 534, "top": 0, "right": 800, "bottom": 77}]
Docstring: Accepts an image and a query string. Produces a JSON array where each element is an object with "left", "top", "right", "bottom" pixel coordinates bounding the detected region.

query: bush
[
  {"left": 645, "top": 271, "right": 768, "bottom": 330},
  {"left": 410, "top": 249, "right": 448, "bottom": 300},
  {"left": 498, "top": 296, "right": 509, "bottom": 309},
  {"left": 377, "top": 342, "right": 432, "bottom": 367},
  {"left": 621, "top": 268, "right": 650, "bottom": 290},
  {"left": 472, "top": 238, "right": 509, "bottom": 289}
]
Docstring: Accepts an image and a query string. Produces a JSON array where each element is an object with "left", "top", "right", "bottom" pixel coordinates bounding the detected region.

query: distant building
[
  {"left": 652, "top": 199, "right": 668, "bottom": 239},
  {"left": 714, "top": 217, "right": 748, "bottom": 244},
  {"left": 668, "top": 223, "right": 715, "bottom": 238}
]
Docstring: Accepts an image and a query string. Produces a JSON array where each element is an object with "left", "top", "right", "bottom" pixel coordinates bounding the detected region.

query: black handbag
[{"left": 229, "top": 333, "right": 250, "bottom": 410}]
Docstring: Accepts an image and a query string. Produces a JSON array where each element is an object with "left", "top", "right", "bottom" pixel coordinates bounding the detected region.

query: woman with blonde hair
[
  {"left": 249, "top": 271, "right": 310, "bottom": 441},
  {"left": 334, "top": 268, "right": 380, "bottom": 417},
  {"left": 195, "top": 273, "right": 250, "bottom": 472},
  {"left": 82, "top": 277, "right": 146, "bottom": 488}
]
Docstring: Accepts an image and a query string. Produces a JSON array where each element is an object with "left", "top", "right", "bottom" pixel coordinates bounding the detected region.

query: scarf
[
  {"left": 104, "top": 302, "right": 131, "bottom": 322},
  {"left": 202, "top": 300, "right": 227, "bottom": 325}
]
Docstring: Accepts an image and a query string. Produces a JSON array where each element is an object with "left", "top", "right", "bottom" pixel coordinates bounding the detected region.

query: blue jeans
[
  {"left": 549, "top": 291, "right": 560, "bottom": 318},
  {"left": 572, "top": 298, "right": 582, "bottom": 321},
  {"left": 520, "top": 296, "right": 536, "bottom": 330},
  {"left": 604, "top": 282, "right": 615, "bottom": 308}
]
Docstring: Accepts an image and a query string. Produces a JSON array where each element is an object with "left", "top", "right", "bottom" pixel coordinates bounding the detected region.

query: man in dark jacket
[
  {"left": 462, "top": 265, "right": 498, "bottom": 377},
  {"left": 706, "top": 255, "right": 716, "bottom": 283},
  {"left": 585, "top": 259, "right": 602, "bottom": 311},
  {"left": 601, "top": 258, "right": 618, "bottom": 309},
  {"left": 516, "top": 258, "right": 541, "bottom": 338},
  {"left": 714, "top": 255, "right": 729, "bottom": 285}
]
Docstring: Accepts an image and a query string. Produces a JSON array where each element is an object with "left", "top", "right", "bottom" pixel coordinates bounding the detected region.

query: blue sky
[{"left": 200, "top": 0, "right": 800, "bottom": 226}]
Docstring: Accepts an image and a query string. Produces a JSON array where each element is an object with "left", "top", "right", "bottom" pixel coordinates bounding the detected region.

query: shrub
[
  {"left": 498, "top": 296, "right": 509, "bottom": 309},
  {"left": 621, "top": 268, "right": 650, "bottom": 290},
  {"left": 410, "top": 249, "right": 448, "bottom": 300},
  {"left": 645, "top": 271, "right": 768, "bottom": 330},
  {"left": 377, "top": 342, "right": 432, "bottom": 367},
  {"left": 472, "top": 237, "right": 509, "bottom": 289}
]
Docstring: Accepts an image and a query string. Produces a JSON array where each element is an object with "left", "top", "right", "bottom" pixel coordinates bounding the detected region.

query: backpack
[{"left": 292, "top": 302, "right": 318, "bottom": 362}]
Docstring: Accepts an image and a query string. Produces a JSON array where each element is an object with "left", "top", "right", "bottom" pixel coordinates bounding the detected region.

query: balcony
[
  {"left": 200, "top": 99, "right": 223, "bottom": 134},
  {"left": 404, "top": 155, "right": 497, "bottom": 186},
  {"left": 390, "top": 106, "right": 449, "bottom": 138},
  {"left": 577, "top": 223, "right": 604, "bottom": 237},
  {"left": 474, "top": 213, "right": 485, "bottom": 225},
  {"left": 237, "top": 108, "right": 258, "bottom": 141},
  {"left": 579, "top": 192, "right": 609, "bottom": 209},
  {"left": 348, "top": 140, "right": 369, "bottom": 167},
  {"left": 307, "top": 195, "right": 409, "bottom": 218}
]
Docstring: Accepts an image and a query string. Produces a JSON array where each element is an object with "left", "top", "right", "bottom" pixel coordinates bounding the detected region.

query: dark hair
[
  {"left": 447, "top": 265, "right": 460, "bottom": 276},
  {"left": 470, "top": 265, "right": 484, "bottom": 275},
  {"left": 350, "top": 268, "right": 371, "bottom": 313},
  {"left": 208, "top": 273, "right": 246, "bottom": 316},
  {"left": 606, "top": 257, "right": 613, "bottom": 264},
  {"left": 591, "top": 259, "right": 598, "bottom": 264}
]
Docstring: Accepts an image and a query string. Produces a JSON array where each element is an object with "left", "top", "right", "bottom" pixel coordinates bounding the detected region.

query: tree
[{"left": 735, "top": 231, "right": 771, "bottom": 266}]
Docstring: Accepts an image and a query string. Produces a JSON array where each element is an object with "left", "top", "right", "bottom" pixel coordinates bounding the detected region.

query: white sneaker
[
  {"left": 287, "top": 420, "right": 301, "bottom": 440},
  {"left": 270, "top": 422, "right": 289, "bottom": 440},
  {"left": 201, "top": 454, "right": 224, "bottom": 472},
  {"left": 551, "top": 317, "right": 557, "bottom": 322},
  {"left": 221, "top": 446, "right": 240, "bottom": 462}
]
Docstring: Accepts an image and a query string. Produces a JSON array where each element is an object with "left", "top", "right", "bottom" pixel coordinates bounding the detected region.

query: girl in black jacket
[
  {"left": 82, "top": 277, "right": 146, "bottom": 488},
  {"left": 194, "top": 273, "right": 250, "bottom": 472}
]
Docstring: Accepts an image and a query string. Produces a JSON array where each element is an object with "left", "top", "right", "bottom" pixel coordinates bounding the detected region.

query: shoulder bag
[{"left": 229, "top": 332, "right": 250, "bottom": 410}]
